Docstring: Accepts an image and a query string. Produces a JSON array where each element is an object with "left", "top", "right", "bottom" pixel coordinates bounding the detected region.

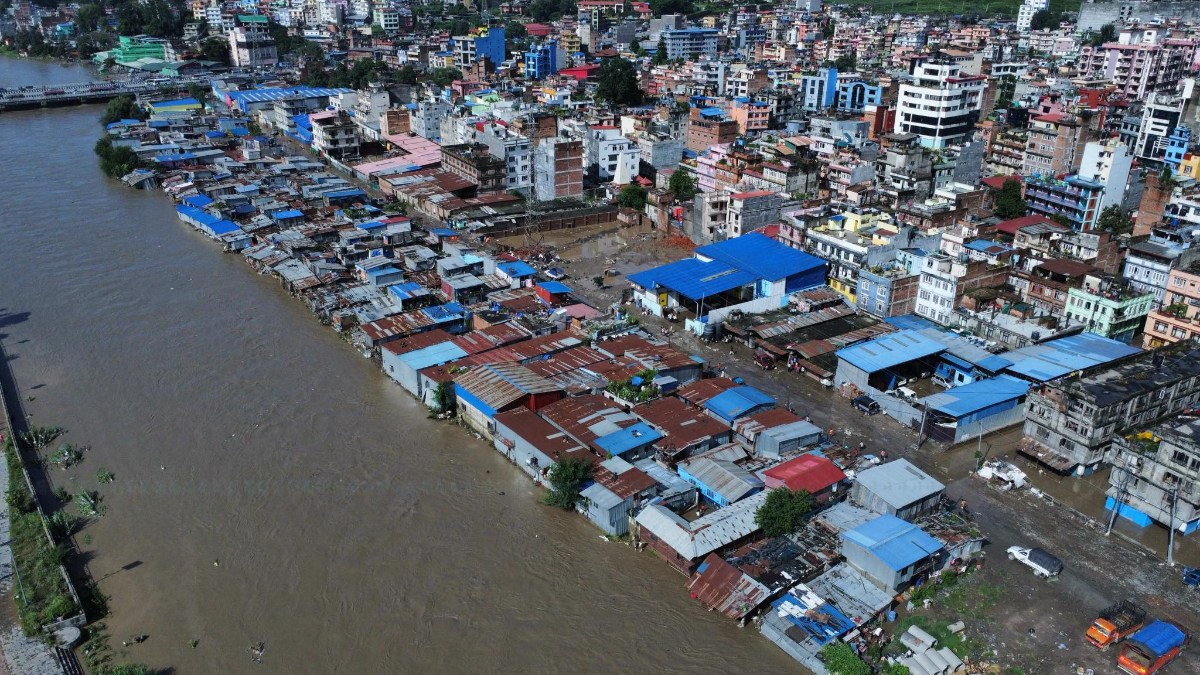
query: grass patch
[
  {"left": 849, "top": 0, "right": 1075, "bottom": 17},
  {"left": 5, "top": 438, "right": 79, "bottom": 634}
]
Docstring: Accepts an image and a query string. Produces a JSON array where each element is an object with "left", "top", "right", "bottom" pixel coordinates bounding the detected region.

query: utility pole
[
  {"left": 1167, "top": 481, "right": 1180, "bottom": 566},
  {"left": 1106, "top": 459, "right": 1132, "bottom": 536}
]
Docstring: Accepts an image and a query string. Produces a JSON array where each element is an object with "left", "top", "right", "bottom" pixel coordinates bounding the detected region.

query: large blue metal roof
[
  {"left": 695, "top": 233, "right": 825, "bottom": 282},
  {"left": 704, "top": 386, "right": 775, "bottom": 422},
  {"left": 836, "top": 329, "right": 945, "bottom": 374},
  {"left": 921, "top": 374, "right": 1030, "bottom": 418},
  {"left": 627, "top": 257, "right": 756, "bottom": 301},
  {"left": 497, "top": 260, "right": 536, "bottom": 277},
  {"left": 536, "top": 281, "right": 573, "bottom": 294},
  {"left": 842, "top": 514, "right": 943, "bottom": 571},
  {"left": 398, "top": 342, "right": 468, "bottom": 371},
  {"left": 594, "top": 422, "right": 663, "bottom": 456},
  {"left": 1003, "top": 332, "right": 1140, "bottom": 382}
]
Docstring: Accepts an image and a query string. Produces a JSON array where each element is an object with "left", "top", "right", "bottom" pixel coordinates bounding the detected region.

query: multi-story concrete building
[
  {"left": 686, "top": 115, "right": 739, "bottom": 153},
  {"left": 638, "top": 133, "right": 684, "bottom": 170},
  {"left": 856, "top": 264, "right": 920, "bottom": 317},
  {"left": 1143, "top": 263, "right": 1200, "bottom": 347},
  {"left": 728, "top": 97, "right": 770, "bottom": 135},
  {"left": 309, "top": 109, "right": 360, "bottom": 159},
  {"left": 726, "top": 190, "right": 782, "bottom": 239},
  {"left": 229, "top": 14, "right": 277, "bottom": 69},
  {"left": 532, "top": 138, "right": 584, "bottom": 201},
  {"left": 1134, "top": 92, "right": 1186, "bottom": 161},
  {"left": 915, "top": 253, "right": 1010, "bottom": 325},
  {"left": 986, "top": 128, "right": 1028, "bottom": 177},
  {"left": 894, "top": 59, "right": 986, "bottom": 149},
  {"left": 1016, "top": 0, "right": 1049, "bottom": 32},
  {"left": 1065, "top": 274, "right": 1154, "bottom": 343},
  {"left": 411, "top": 99, "right": 451, "bottom": 142},
  {"left": 661, "top": 28, "right": 719, "bottom": 60},
  {"left": 1024, "top": 173, "right": 1107, "bottom": 231},
  {"left": 1020, "top": 340, "right": 1200, "bottom": 476},
  {"left": 441, "top": 143, "right": 506, "bottom": 193},
  {"left": 453, "top": 26, "right": 505, "bottom": 71},
  {"left": 585, "top": 125, "right": 639, "bottom": 183},
  {"left": 1108, "top": 415, "right": 1200, "bottom": 535},
  {"left": 1078, "top": 26, "right": 1195, "bottom": 101},
  {"left": 475, "top": 122, "right": 534, "bottom": 192},
  {"left": 1021, "top": 112, "right": 1097, "bottom": 177},
  {"left": 876, "top": 133, "right": 934, "bottom": 205},
  {"left": 524, "top": 40, "right": 558, "bottom": 80}
]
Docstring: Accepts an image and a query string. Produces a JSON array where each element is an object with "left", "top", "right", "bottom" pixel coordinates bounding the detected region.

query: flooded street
[{"left": 0, "top": 59, "right": 801, "bottom": 673}]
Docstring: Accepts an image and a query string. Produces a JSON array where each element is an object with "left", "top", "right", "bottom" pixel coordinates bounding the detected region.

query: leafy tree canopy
[
  {"left": 649, "top": 0, "right": 693, "bottom": 16},
  {"left": 617, "top": 184, "right": 648, "bottom": 210},
  {"left": 994, "top": 178, "right": 1027, "bottom": 219},
  {"left": 755, "top": 488, "right": 814, "bottom": 538},
  {"left": 542, "top": 456, "right": 594, "bottom": 510},
  {"left": 595, "top": 57, "right": 643, "bottom": 106},
  {"left": 1097, "top": 205, "right": 1132, "bottom": 235},
  {"left": 1029, "top": 9, "right": 1060, "bottom": 31},
  {"left": 668, "top": 169, "right": 697, "bottom": 200},
  {"left": 819, "top": 642, "right": 871, "bottom": 675}
]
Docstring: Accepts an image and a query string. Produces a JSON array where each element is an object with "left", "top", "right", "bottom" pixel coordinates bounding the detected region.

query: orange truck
[
  {"left": 1117, "top": 620, "right": 1190, "bottom": 675},
  {"left": 1087, "top": 601, "right": 1147, "bottom": 650}
]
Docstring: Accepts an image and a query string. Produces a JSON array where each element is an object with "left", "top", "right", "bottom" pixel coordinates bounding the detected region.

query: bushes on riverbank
[
  {"left": 4, "top": 438, "right": 79, "bottom": 634},
  {"left": 94, "top": 136, "right": 148, "bottom": 180}
]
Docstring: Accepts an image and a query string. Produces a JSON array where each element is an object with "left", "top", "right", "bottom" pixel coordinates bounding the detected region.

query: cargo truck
[
  {"left": 1117, "top": 620, "right": 1190, "bottom": 675},
  {"left": 1087, "top": 601, "right": 1147, "bottom": 650}
]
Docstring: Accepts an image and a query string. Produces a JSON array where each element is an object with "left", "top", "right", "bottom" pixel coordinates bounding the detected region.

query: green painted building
[{"left": 93, "top": 35, "right": 170, "bottom": 65}]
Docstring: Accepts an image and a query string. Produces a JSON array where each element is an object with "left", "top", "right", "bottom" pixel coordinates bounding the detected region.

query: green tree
[
  {"left": 186, "top": 82, "right": 210, "bottom": 106},
  {"left": 595, "top": 57, "right": 642, "bottom": 106},
  {"left": 822, "top": 21, "right": 835, "bottom": 39},
  {"left": 994, "top": 178, "right": 1027, "bottom": 219},
  {"left": 881, "top": 663, "right": 912, "bottom": 675},
  {"left": 371, "top": 23, "right": 386, "bottom": 39},
  {"left": 199, "top": 36, "right": 229, "bottom": 64},
  {"left": 1091, "top": 23, "right": 1117, "bottom": 46},
  {"left": 754, "top": 488, "right": 814, "bottom": 538},
  {"left": 616, "top": 185, "right": 648, "bottom": 209},
  {"left": 108, "top": 665, "right": 155, "bottom": 675},
  {"left": 1029, "top": 9, "right": 1059, "bottom": 31},
  {"left": 94, "top": 136, "right": 148, "bottom": 179},
  {"left": 668, "top": 169, "right": 697, "bottom": 200},
  {"left": 834, "top": 54, "right": 856, "bottom": 72},
  {"left": 505, "top": 21, "right": 527, "bottom": 40},
  {"left": 427, "top": 67, "right": 463, "bottom": 88},
  {"left": 75, "top": 3, "right": 104, "bottom": 33},
  {"left": 995, "top": 75, "right": 1016, "bottom": 109},
  {"left": 396, "top": 64, "right": 421, "bottom": 85},
  {"left": 100, "top": 95, "right": 144, "bottom": 126},
  {"left": 1096, "top": 205, "right": 1132, "bottom": 235},
  {"left": 652, "top": 35, "right": 668, "bottom": 65},
  {"left": 819, "top": 642, "right": 871, "bottom": 675},
  {"left": 649, "top": 0, "right": 693, "bottom": 15},
  {"left": 542, "top": 456, "right": 594, "bottom": 510},
  {"left": 630, "top": 38, "right": 643, "bottom": 56},
  {"left": 433, "top": 382, "right": 455, "bottom": 412}
]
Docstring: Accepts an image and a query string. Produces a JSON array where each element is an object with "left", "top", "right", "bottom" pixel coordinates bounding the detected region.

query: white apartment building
[
  {"left": 894, "top": 60, "right": 986, "bottom": 150},
  {"left": 1016, "top": 0, "right": 1048, "bottom": 33},
  {"left": 475, "top": 123, "right": 534, "bottom": 192},
  {"left": 229, "top": 14, "right": 278, "bottom": 69},
  {"left": 1078, "top": 139, "right": 1134, "bottom": 212},
  {"left": 585, "top": 126, "right": 639, "bottom": 183},
  {"left": 1078, "top": 26, "right": 1196, "bottom": 101},
  {"left": 915, "top": 252, "right": 962, "bottom": 325},
  {"left": 310, "top": 110, "right": 361, "bottom": 159}
]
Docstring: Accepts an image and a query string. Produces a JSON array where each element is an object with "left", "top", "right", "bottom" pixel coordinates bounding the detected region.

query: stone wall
[{"left": 1078, "top": 1, "right": 1200, "bottom": 32}]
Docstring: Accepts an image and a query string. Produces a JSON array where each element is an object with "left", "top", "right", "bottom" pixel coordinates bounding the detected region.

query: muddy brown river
[{"left": 0, "top": 58, "right": 803, "bottom": 673}]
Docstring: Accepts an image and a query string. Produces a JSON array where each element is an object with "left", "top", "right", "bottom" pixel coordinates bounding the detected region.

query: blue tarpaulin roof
[
  {"left": 921, "top": 375, "right": 1030, "bottom": 418},
  {"left": 627, "top": 257, "right": 756, "bottom": 301},
  {"left": 388, "top": 282, "right": 429, "bottom": 301},
  {"left": 497, "top": 260, "right": 537, "bottom": 277},
  {"left": 704, "top": 386, "right": 775, "bottom": 422},
  {"left": 423, "top": 302, "right": 465, "bottom": 322},
  {"left": 154, "top": 152, "right": 197, "bottom": 162},
  {"left": 431, "top": 228, "right": 457, "bottom": 237},
  {"left": 594, "top": 422, "right": 663, "bottom": 456},
  {"left": 149, "top": 97, "right": 200, "bottom": 108},
  {"left": 842, "top": 514, "right": 943, "bottom": 571},
  {"left": 181, "top": 194, "right": 213, "bottom": 208},
  {"left": 885, "top": 314, "right": 940, "bottom": 331},
  {"left": 695, "top": 233, "right": 825, "bottom": 282},
  {"left": 536, "top": 281, "right": 572, "bottom": 294},
  {"left": 1128, "top": 621, "right": 1187, "bottom": 656},
  {"left": 1003, "top": 333, "right": 1140, "bottom": 382},
  {"left": 324, "top": 188, "right": 366, "bottom": 199},
  {"left": 837, "top": 330, "right": 945, "bottom": 374},
  {"left": 272, "top": 209, "right": 304, "bottom": 220},
  {"left": 769, "top": 592, "right": 855, "bottom": 645}
]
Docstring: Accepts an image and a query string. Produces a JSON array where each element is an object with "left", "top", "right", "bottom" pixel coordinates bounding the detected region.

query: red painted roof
[
  {"left": 981, "top": 174, "right": 1021, "bottom": 191},
  {"left": 761, "top": 454, "right": 845, "bottom": 493},
  {"left": 995, "top": 214, "right": 1055, "bottom": 235}
]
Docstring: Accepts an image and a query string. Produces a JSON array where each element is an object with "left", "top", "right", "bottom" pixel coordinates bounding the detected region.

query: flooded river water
[{"left": 0, "top": 59, "right": 801, "bottom": 673}]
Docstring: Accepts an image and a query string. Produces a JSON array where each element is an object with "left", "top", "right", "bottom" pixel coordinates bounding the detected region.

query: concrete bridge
[{"left": 0, "top": 78, "right": 206, "bottom": 112}]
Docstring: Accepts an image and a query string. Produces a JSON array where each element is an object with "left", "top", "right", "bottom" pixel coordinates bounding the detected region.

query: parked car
[
  {"left": 753, "top": 350, "right": 775, "bottom": 370},
  {"left": 851, "top": 395, "right": 881, "bottom": 415},
  {"left": 1007, "top": 545, "right": 1063, "bottom": 578}
]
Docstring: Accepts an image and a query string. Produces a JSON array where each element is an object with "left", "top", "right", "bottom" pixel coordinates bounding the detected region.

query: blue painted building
[
  {"left": 703, "top": 386, "right": 776, "bottom": 424},
  {"left": 524, "top": 40, "right": 558, "bottom": 79}
]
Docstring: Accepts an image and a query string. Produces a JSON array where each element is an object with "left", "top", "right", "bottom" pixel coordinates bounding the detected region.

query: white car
[{"left": 1007, "top": 545, "right": 1063, "bottom": 578}]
